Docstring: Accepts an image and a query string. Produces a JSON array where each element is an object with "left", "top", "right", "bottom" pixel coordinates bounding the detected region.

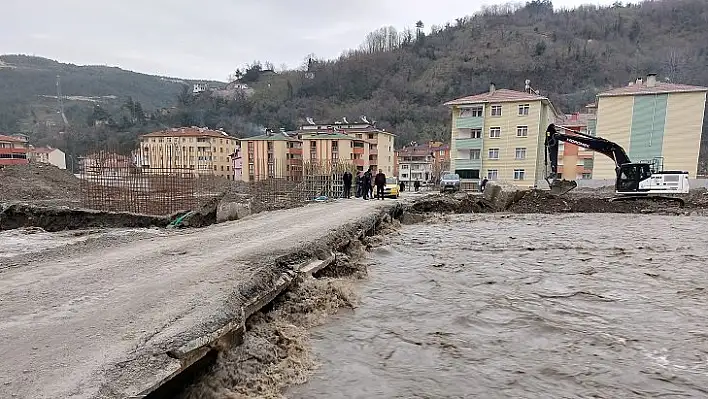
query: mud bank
[
  {"left": 406, "top": 187, "right": 708, "bottom": 217},
  {"left": 0, "top": 203, "right": 172, "bottom": 232},
  {"left": 128, "top": 203, "right": 403, "bottom": 399}
]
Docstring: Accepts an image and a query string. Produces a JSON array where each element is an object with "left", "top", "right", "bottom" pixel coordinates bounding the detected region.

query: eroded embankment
[
  {"left": 0, "top": 203, "right": 172, "bottom": 232},
  {"left": 138, "top": 204, "right": 403, "bottom": 399}
]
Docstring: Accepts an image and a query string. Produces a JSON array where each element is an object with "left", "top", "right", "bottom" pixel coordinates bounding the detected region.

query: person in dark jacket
[
  {"left": 355, "top": 172, "right": 362, "bottom": 197},
  {"left": 374, "top": 169, "right": 387, "bottom": 200},
  {"left": 362, "top": 169, "right": 372, "bottom": 200},
  {"left": 414, "top": 179, "right": 421, "bottom": 192},
  {"left": 399, "top": 180, "right": 405, "bottom": 192},
  {"left": 480, "top": 177, "right": 488, "bottom": 193},
  {"left": 342, "top": 171, "right": 353, "bottom": 198}
]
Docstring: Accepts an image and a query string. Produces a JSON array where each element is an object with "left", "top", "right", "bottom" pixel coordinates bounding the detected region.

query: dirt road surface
[{"left": 0, "top": 198, "right": 395, "bottom": 399}]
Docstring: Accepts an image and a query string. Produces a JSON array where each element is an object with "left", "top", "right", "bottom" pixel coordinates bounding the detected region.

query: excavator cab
[{"left": 616, "top": 163, "right": 654, "bottom": 193}]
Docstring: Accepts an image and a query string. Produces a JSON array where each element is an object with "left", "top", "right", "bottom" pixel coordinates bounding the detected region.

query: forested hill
[
  {"left": 229, "top": 0, "right": 708, "bottom": 146},
  {"left": 2, "top": 0, "right": 708, "bottom": 155}
]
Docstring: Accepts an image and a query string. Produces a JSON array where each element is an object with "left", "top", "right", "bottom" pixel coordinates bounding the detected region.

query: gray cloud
[{"left": 3, "top": 0, "right": 617, "bottom": 80}]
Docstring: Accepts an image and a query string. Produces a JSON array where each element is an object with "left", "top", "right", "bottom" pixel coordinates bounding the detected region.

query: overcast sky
[{"left": 3, "top": 0, "right": 617, "bottom": 81}]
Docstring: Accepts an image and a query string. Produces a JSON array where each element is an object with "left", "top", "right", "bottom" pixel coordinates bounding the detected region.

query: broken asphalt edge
[{"left": 114, "top": 202, "right": 403, "bottom": 399}]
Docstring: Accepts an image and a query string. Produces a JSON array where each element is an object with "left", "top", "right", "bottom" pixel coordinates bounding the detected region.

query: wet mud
[{"left": 290, "top": 213, "right": 708, "bottom": 398}]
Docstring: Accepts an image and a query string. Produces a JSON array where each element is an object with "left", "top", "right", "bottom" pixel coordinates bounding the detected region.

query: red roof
[
  {"left": 141, "top": 127, "right": 236, "bottom": 139},
  {"left": 599, "top": 82, "right": 708, "bottom": 97},
  {"left": 444, "top": 89, "right": 548, "bottom": 105},
  {"left": 0, "top": 134, "right": 26, "bottom": 143}
]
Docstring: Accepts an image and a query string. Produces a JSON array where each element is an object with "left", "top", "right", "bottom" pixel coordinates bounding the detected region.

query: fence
[
  {"left": 78, "top": 151, "right": 226, "bottom": 215},
  {"left": 79, "top": 151, "right": 359, "bottom": 215}
]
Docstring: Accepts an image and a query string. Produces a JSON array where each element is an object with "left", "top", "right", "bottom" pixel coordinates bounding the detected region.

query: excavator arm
[{"left": 544, "top": 123, "right": 631, "bottom": 195}]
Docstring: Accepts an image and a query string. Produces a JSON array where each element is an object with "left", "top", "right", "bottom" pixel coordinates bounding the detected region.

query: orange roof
[
  {"left": 0, "top": 134, "right": 25, "bottom": 143},
  {"left": 31, "top": 146, "right": 54, "bottom": 154},
  {"left": 444, "top": 89, "right": 547, "bottom": 105},
  {"left": 598, "top": 82, "right": 708, "bottom": 97},
  {"left": 141, "top": 127, "right": 236, "bottom": 139}
]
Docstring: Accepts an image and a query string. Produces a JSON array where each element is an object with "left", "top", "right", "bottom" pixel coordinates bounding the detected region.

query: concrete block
[
  {"left": 216, "top": 200, "right": 252, "bottom": 223},
  {"left": 483, "top": 182, "right": 526, "bottom": 211}
]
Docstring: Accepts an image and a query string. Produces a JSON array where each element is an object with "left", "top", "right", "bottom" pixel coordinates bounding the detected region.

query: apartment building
[
  {"left": 139, "top": 127, "right": 239, "bottom": 179},
  {"left": 239, "top": 131, "right": 303, "bottom": 182},
  {"left": 295, "top": 121, "right": 396, "bottom": 173},
  {"left": 29, "top": 146, "right": 66, "bottom": 170},
  {"left": 0, "top": 134, "right": 29, "bottom": 166},
  {"left": 594, "top": 74, "right": 707, "bottom": 179},
  {"left": 556, "top": 113, "right": 594, "bottom": 180},
  {"left": 444, "top": 84, "right": 561, "bottom": 189},
  {"left": 397, "top": 141, "right": 451, "bottom": 184}
]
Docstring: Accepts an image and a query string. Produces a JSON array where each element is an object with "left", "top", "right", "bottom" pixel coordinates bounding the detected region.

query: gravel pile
[{"left": 0, "top": 164, "right": 81, "bottom": 205}]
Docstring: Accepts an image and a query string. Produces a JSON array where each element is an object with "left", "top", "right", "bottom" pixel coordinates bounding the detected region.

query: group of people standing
[{"left": 341, "top": 167, "right": 388, "bottom": 200}]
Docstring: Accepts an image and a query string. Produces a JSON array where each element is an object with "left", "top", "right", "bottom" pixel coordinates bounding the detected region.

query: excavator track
[{"left": 609, "top": 195, "right": 685, "bottom": 208}]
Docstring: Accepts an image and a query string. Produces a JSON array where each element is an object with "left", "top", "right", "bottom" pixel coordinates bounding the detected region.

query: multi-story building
[
  {"left": 397, "top": 141, "right": 451, "bottom": 184},
  {"left": 239, "top": 131, "right": 303, "bottom": 182},
  {"left": 556, "top": 113, "right": 594, "bottom": 180},
  {"left": 593, "top": 74, "right": 707, "bottom": 179},
  {"left": 444, "top": 84, "right": 561, "bottom": 189},
  {"left": 29, "top": 146, "right": 66, "bottom": 170},
  {"left": 0, "top": 134, "right": 29, "bottom": 166},
  {"left": 230, "top": 146, "right": 243, "bottom": 181},
  {"left": 296, "top": 121, "right": 396, "bottom": 174},
  {"left": 139, "top": 127, "right": 239, "bottom": 179}
]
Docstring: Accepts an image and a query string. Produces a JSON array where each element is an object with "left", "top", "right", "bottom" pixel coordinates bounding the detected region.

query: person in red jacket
[{"left": 374, "top": 169, "right": 387, "bottom": 200}]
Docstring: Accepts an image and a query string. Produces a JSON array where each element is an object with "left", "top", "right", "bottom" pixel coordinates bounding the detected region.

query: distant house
[
  {"left": 29, "top": 146, "right": 66, "bottom": 170},
  {"left": 80, "top": 151, "right": 133, "bottom": 176},
  {"left": 0, "top": 134, "right": 29, "bottom": 166}
]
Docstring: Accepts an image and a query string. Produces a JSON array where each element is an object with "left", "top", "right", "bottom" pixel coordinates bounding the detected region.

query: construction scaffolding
[{"left": 78, "top": 150, "right": 224, "bottom": 215}]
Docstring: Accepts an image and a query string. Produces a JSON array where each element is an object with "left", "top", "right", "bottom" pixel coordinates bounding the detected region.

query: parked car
[
  {"left": 440, "top": 173, "right": 461, "bottom": 193},
  {"left": 384, "top": 177, "right": 400, "bottom": 198}
]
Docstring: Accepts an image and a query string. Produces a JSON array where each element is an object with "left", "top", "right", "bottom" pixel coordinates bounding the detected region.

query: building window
[
  {"left": 489, "top": 127, "right": 501, "bottom": 139},
  {"left": 518, "top": 104, "right": 530, "bottom": 116},
  {"left": 488, "top": 148, "right": 499, "bottom": 159},
  {"left": 513, "top": 169, "right": 526, "bottom": 180},
  {"left": 402, "top": 164, "right": 409, "bottom": 169},
  {"left": 456, "top": 169, "right": 480, "bottom": 179},
  {"left": 582, "top": 173, "right": 592, "bottom": 179},
  {"left": 470, "top": 149, "right": 481, "bottom": 160},
  {"left": 515, "top": 148, "right": 526, "bottom": 160},
  {"left": 491, "top": 105, "right": 502, "bottom": 117},
  {"left": 460, "top": 106, "right": 483, "bottom": 118},
  {"left": 471, "top": 129, "right": 482, "bottom": 139},
  {"left": 517, "top": 126, "right": 528, "bottom": 137},
  {"left": 487, "top": 169, "right": 499, "bottom": 180}
]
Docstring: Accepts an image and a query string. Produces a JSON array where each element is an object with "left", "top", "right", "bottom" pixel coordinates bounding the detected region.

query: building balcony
[
  {"left": 0, "top": 148, "right": 29, "bottom": 155},
  {"left": 288, "top": 158, "right": 302, "bottom": 166},
  {"left": 288, "top": 148, "right": 303, "bottom": 155},
  {"left": 353, "top": 147, "right": 365, "bottom": 155},
  {"left": 369, "top": 147, "right": 378, "bottom": 155},
  {"left": 455, "top": 116, "right": 484, "bottom": 129},
  {"left": 455, "top": 138, "right": 483, "bottom": 150},
  {"left": 453, "top": 159, "right": 482, "bottom": 169},
  {"left": 353, "top": 158, "right": 366, "bottom": 167}
]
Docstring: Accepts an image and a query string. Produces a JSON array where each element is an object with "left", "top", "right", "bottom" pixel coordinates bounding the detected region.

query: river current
[{"left": 289, "top": 213, "right": 708, "bottom": 398}]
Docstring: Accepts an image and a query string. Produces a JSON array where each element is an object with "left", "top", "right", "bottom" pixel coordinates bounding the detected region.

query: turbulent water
[{"left": 288, "top": 213, "right": 708, "bottom": 399}]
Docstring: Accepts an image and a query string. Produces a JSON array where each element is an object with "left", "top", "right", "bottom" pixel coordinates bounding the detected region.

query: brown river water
[{"left": 288, "top": 213, "right": 708, "bottom": 399}]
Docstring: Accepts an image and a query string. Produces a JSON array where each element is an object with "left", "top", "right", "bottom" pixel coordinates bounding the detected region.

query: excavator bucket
[{"left": 547, "top": 179, "right": 578, "bottom": 196}]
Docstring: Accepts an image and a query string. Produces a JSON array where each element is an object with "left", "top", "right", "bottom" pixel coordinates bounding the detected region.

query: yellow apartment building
[
  {"left": 593, "top": 74, "right": 708, "bottom": 180},
  {"left": 240, "top": 131, "right": 303, "bottom": 181},
  {"left": 444, "top": 84, "right": 561, "bottom": 189},
  {"left": 139, "top": 127, "right": 239, "bottom": 179}
]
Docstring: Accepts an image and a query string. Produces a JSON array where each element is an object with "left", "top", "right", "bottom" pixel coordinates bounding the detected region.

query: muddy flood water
[{"left": 288, "top": 213, "right": 708, "bottom": 399}]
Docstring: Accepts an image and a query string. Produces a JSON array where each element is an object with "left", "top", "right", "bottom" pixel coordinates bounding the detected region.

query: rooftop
[
  {"left": 599, "top": 78, "right": 708, "bottom": 97},
  {"left": 141, "top": 127, "right": 236, "bottom": 139},
  {"left": 300, "top": 132, "right": 355, "bottom": 140},
  {"left": 242, "top": 132, "right": 299, "bottom": 141},
  {"left": 0, "top": 134, "right": 26, "bottom": 143},
  {"left": 30, "top": 146, "right": 58, "bottom": 154},
  {"left": 444, "top": 88, "right": 548, "bottom": 106}
]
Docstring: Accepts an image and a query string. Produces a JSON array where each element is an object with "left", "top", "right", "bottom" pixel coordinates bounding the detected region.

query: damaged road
[{"left": 0, "top": 199, "right": 402, "bottom": 399}]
